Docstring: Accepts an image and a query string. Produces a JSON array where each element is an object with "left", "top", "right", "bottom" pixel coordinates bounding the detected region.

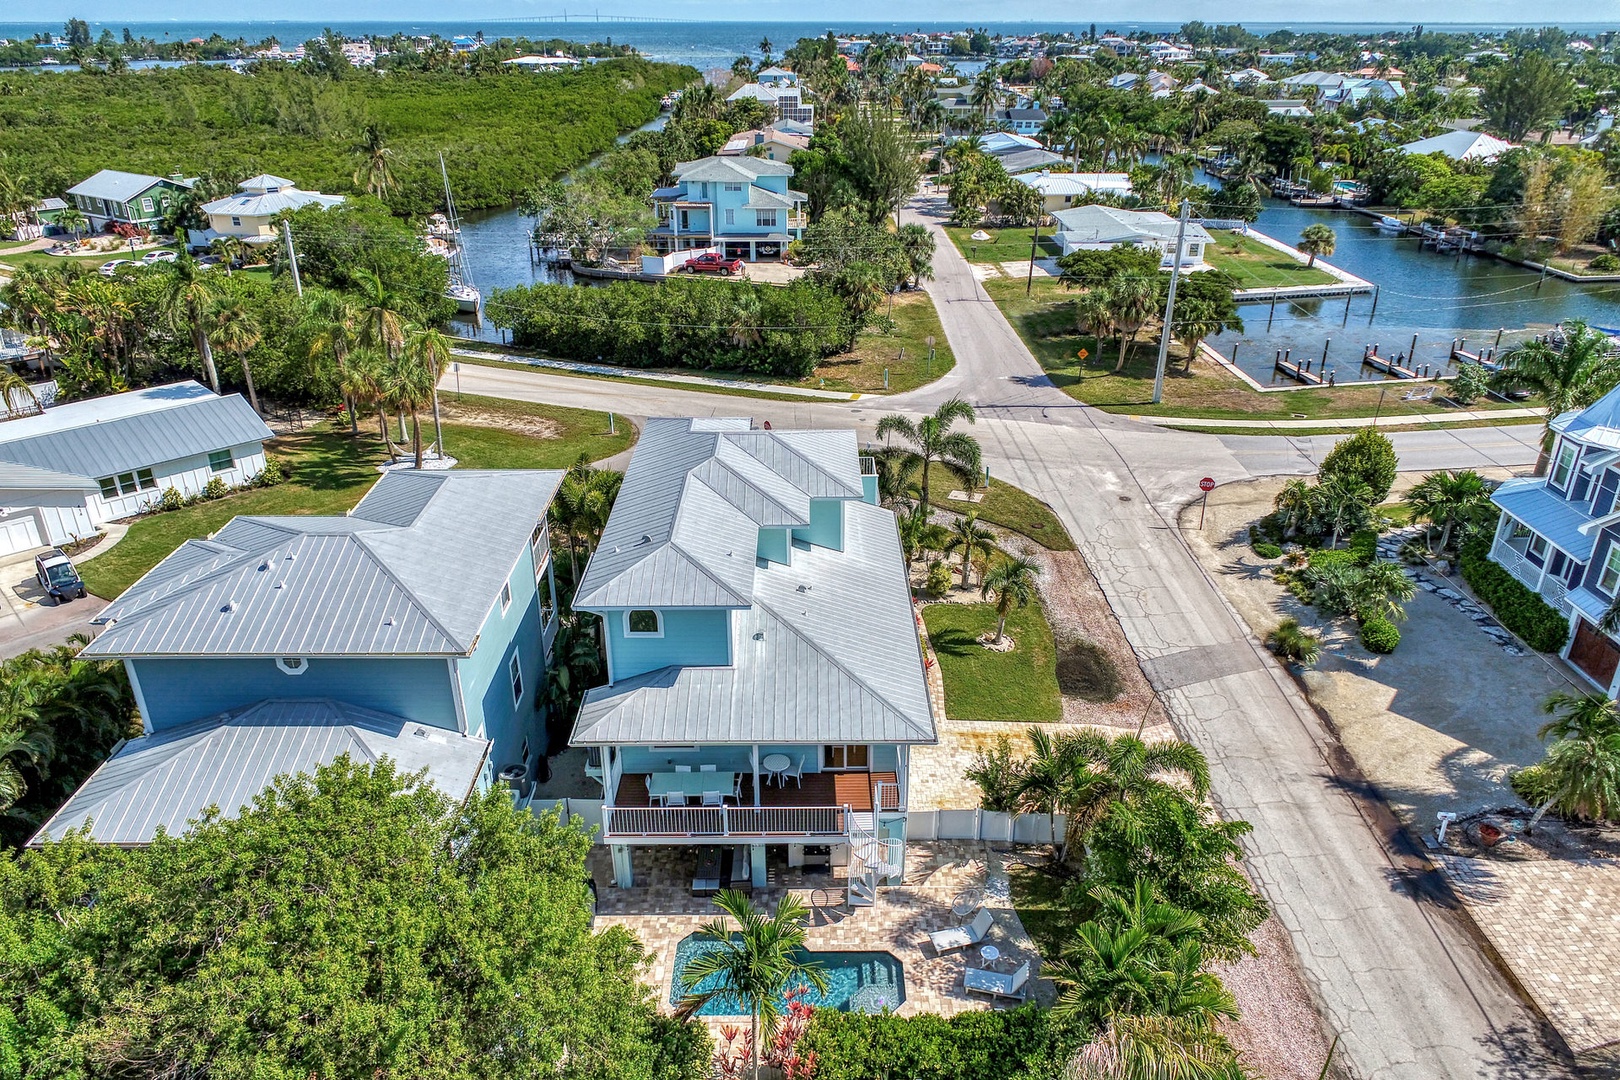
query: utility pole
[
  {"left": 1151, "top": 198, "right": 1190, "bottom": 405},
  {"left": 283, "top": 221, "right": 303, "bottom": 298},
  {"left": 1026, "top": 217, "right": 1041, "bottom": 296}
]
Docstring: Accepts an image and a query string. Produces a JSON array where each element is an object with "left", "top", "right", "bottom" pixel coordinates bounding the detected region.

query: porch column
[
  {"left": 750, "top": 843, "right": 767, "bottom": 888},
  {"left": 605, "top": 745, "right": 621, "bottom": 805},
  {"left": 751, "top": 744, "right": 761, "bottom": 807},
  {"left": 897, "top": 745, "right": 909, "bottom": 808},
  {"left": 610, "top": 844, "right": 633, "bottom": 889},
  {"left": 749, "top": 240, "right": 757, "bottom": 261}
]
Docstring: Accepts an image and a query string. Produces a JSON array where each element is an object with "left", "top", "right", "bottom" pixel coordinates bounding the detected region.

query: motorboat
[{"left": 1376, "top": 215, "right": 1405, "bottom": 232}]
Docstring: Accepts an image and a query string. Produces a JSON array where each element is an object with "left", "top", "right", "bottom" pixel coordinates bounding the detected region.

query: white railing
[
  {"left": 532, "top": 521, "right": 551, "bottom": 569},
  {"left": 601, "top": 804, "right": 846, "bottom": 839},
  {"left": 1490, "top": 535, "right": 1538, "bottom": 589},
  {"left": 1540, "top": 576, "right": 1573, "bottom": 616},
  {"left": 873, "top": 780, "right": 901, "bottom": 812}
]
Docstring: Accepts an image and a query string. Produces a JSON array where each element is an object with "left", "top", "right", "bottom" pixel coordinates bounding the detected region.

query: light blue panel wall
[
  {"left": 862, "top": 476, "right": 879, "bottom": 505},
  {"left": 791, "top": 499, "right": 843, "bottom": 551},
  {"left": 679, "top": 207, "right": 712, "bottom": 232},
  {"left": 621, "top": 745, "right": 755, "bottom": 774},
  {"left": 757, "top": 744, "right": 819, "bottom": 775},
  {"left": 459, "top": 544, "right": 546, "bottom": 776},
  {"left": 871, "top": 744, "right": 901, "bottom": 772},
  {"left": 757, "top": 527, "right": 790, "bottom": 564},
  {"left": 133, "top": 657, "right": 458, "bottom": 731},
  {"left": 607, "top": 608, "right": 731, "bottom": 681}
]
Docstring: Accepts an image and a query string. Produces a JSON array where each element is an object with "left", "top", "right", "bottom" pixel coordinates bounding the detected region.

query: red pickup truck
[{"left": 683, "top": 252, "right": 746, "bottom": 276}]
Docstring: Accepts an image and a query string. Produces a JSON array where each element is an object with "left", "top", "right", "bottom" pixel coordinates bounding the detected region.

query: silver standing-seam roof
[
  {"left": 29, "top": 698, "right": 491, "bottom": 846},
  {"left": 573, "top": 417, "right": 936, "bottom": 748},
  {"left": 66, "top": 169, "right": 196, "bottom": 204},
  {"left": 0, "top": 381, "right": 272, "bottom": 482},
  {"left": 0, "top": 460, "right": 100, "bottom": 491},
  {"left": 83, "top": 469, "right": 565, "bottom": 659}
]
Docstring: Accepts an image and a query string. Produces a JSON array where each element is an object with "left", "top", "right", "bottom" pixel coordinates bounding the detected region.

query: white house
[
  {"left": 1399, "top": 130, "right": 1516, "bottom": 163},
  {"left": 0, "top": 382, "right": 272, "bottom": 556},
  {"left": 188, "top": 175, "right": 345, "bottom": 249},
  {"left": 727, "top": 82, "right": 814, "bottom": 125},
  {"left": 1050, "top": 204, "right": 1213, "bottom": 267},
  {"left": 1012, "top": 171, "right": 1133, "bottom": 213}
]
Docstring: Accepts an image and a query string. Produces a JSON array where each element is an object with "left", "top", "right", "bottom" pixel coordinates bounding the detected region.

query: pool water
[{"left": 669, "top": 933, "right": 906, "bottom": 1016}]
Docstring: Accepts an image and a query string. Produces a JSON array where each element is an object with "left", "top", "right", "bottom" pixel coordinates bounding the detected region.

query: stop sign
[{"left": 1199, "top": 477, "right": 1216, "bottom": 492}]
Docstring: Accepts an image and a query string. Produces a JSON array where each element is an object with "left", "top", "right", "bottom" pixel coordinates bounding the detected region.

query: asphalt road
[{"left": 445, "top": 190, "right": 1565, "bottom": 1077}]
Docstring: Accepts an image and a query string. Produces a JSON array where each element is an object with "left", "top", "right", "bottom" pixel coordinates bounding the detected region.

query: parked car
[
  {"left": 34, "top": 548, "right": 88, "bottom": 602},
  {"left": 140, "top": 249, "right": 178, "bottom": 265},
  {"left": 683, "top": 252, "right": 746, "bottom": 276},
  {"left": 98, "top": 259, "right": 133, "bottom": 276}
]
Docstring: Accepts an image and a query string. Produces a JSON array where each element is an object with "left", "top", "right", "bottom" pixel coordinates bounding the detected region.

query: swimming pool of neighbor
[{"left": 669, "top": 933, "right": 906, "bottom": 1016}]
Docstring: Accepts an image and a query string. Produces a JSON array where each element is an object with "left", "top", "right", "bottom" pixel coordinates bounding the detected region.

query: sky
[{"left": 12, "top": 1, "right": 1620, "bottom": 27}]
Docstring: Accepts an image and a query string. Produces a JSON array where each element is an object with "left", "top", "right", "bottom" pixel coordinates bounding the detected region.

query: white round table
[
  {"left": 979, "top": 944, "right": 1000, "bottom": 966},
  {"left": 761, "top": 753, "right": 791, "bottom": 786}
]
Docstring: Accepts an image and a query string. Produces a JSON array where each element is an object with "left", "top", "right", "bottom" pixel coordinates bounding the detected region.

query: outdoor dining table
[
  {"left": 760, "top": 753, "right": 792, "bottom": 786},
  {"left": 648, "top": 770, "right": 739, "bottom": 804}
]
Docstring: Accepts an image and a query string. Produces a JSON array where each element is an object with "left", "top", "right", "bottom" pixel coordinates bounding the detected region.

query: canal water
[{"left": 1213, "top": 199, "right": 1620, "bottom": 386}]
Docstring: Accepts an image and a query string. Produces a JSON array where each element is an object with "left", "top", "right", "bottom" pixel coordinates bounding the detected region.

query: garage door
[
  {"left": 1569, "top": 618, "right": 1620, "bottom": 691},
  {"left": 0, "top": 513, "right": 42, "bottom": 557}
]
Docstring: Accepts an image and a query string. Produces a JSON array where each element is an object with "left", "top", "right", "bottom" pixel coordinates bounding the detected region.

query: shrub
[
  {"left": 1450, "top": 361, "right": 1493, "bottom": 405},
  {"left": 1319, "top": 428, "right": 1398, "bottom": 502},
  {"left": 1252, "top": 541, "right": 1283, "bottom": 559},
  {"left": 1266, "top": 617, "right": 1321, "bottom": 665},
  {"left": 1055, "top": 638, "right": 1122, "bottom": 701},
  {"left": 799, "top": 1006, "right": 1070, "bottom": 1080},
  {"left": 203, "top": 477, "right": 229, "bottom": 500},
  {"left": 156, "top": 486, "right": 186, "bottom": 512},
  {"left": 251, "top": 457, "right": 286, "bottom": 488},
  {"left": 925, "top": 560, "right": 954, "bottom": 597},
  {"left": 1591, "top": 254, "right": 1620, "bottom": 273},
  {"left": 1360, "top": 616, "right": 1401, "bottom": 653},
  {"left": 966, "top": 735, "right": 1023, "bottom": 812},
  {"left": 1307, "top": 547, "right": 1360, "bottom": 571},
  {"left": 1347, "top": 530, "right": 1379, "bottom": 566},
  {"left": 1457, "top": 535, "right": 1571, "bottom": 652},
  {"left": 1509, "top": 762, "right": 1554, "bottom": 807}
]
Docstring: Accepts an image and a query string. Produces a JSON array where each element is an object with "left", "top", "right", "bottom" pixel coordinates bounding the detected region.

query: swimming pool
[{"left": 669, "top": 933, "right": 905, "bottom": 1016}]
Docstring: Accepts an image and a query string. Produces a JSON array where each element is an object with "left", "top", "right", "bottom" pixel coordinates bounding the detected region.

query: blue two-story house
[
  {"left": 649, "top": 156, "right": 806, "bottom": 262},
  {"left": 571, "top": 417, "right": 936, "bottom": 901},
  {"left": 1489, "top": 383, "right": 1620, "bottom": 696},
  {"left": 33, "top": 469, "right": 564, "bottom": 845}
]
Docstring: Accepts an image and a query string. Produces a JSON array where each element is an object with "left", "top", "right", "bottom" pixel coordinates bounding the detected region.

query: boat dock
[
  {"left": 1273, "top": 350, "right": 1329, "bottom": 385},
  {"left": 1360, "top": 346, "right": 1444, "bottom": 380},
  {"left": 1450, "top": 338, "right": 1502, "bottom": 370}
]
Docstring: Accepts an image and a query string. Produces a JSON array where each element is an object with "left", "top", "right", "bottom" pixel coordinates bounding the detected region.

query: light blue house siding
[
  {"left": 757, "top": 527, "right": 790, "bottom": 564},
  {"left": 456, "top": 543, "right": 552, "bottom": 780},
  {"left": 606, "top": 608, "right": 732, "bottom": 681},
  {"left": 792, "top": 499, "right": 844, "bottom": 551},
  {"left": 132, "top": 657, "right": 460, "bottom": 731}
]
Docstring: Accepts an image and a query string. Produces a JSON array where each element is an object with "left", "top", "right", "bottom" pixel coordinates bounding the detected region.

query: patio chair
[
  {"left": 649, "top": 791, "right": 668, "bottom": 807},
  {"left": 701, "top": 790, "right": 726, "bottom": 807},
  {"left": 700, "top": 764, "right": 718, "bottom": 772},
  {"left": 784, "top": 756, "right": 804, "bottom": 788},
  {"left": 929, "top": 908, "right": 995, "bottom": 954},
  {"left": 964, "top": 959, "right": 1031, "bottom": 1002},
  {"left": 675, "top": 764, "right": 692, "bottom": 773},
  {"left": 732, "top": 774, "right": 744, "bottom": 800}
]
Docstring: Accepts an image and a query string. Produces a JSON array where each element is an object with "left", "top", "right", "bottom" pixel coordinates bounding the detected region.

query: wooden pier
[
  {"left": 1361, "top": 347, "right": 1436, "bottom": 380},
  {"left": 1450, "top": 339, "right": 1501, "bottom": 370},
  {"left": 1273, "top": 352, "right": 1328, "bottom": 385}
]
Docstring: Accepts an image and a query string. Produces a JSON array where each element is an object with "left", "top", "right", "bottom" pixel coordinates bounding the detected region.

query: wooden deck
[{"left": 613, "top": 771, "right": 897, "bottom": 811}]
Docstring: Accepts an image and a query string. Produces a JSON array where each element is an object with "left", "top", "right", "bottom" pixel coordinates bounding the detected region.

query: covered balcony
[{"left": 601, "top": 762, "right": 899, "bottom": 842}]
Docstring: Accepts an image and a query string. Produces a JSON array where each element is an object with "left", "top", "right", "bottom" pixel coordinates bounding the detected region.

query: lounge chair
[
  {"left": 964, "top": 959, "right": 1031, "bottom": 1002},
  {"left": 1402, "top": 386, "right": 1435, "bottom": 402},
  {"left": 928, "top": 908, "right": 995, "bottom": 954}
]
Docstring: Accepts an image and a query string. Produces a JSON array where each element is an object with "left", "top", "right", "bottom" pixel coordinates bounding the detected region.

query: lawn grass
[
  {"left": 810, "top": 291, "right": 957, "bottom": 393},
  {"left": 943, "top": 225, "right": 1061, "bottom": 264},
  {"left": 926, "top": 463, "right": 1076, "bottom": 551},
  {"left": 1007, "top": 861, "right": 1071, "bottom": 959},
  {"left": 0, "top": 242, "right": 180, "bottom": 276},
  {"left": 921, "top": 599, "right": 1062, "bottom": 722},
  {"left": 1205, "top": 231, "right": 1338, "bottom": 290},
  {"left": 77, "top": 396, "right": 632, "bottom": 599},
  {"left": 981, "top": 276, "right": 1543, "bottom": 423}
]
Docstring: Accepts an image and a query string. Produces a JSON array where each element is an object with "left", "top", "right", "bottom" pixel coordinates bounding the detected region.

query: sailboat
[{"left": 438, "top": 153, "right": 481, "bottom": 314}]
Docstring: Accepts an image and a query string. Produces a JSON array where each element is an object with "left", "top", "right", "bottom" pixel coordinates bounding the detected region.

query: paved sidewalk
[
  {"left": 450, "top": 348, "right": 861, "bottom": 401},
  {"left": 1139, "top": 406, "right": 1547, "bottom": 430}
]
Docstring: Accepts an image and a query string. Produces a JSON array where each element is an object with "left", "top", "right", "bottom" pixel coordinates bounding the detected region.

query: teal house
[
  {"left": 648, "top": 156, "right": 806, "bottom": 262},
  {"left": 33, "top": 469, "right": 564, "bottom": 846},
  {"left": 571, "top": 417, "right": 935, "bottom": 902}
]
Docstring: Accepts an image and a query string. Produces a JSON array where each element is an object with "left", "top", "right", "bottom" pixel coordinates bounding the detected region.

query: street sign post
[{"left": 1198, "top": 477, "right": 1215, "bottom": 528}]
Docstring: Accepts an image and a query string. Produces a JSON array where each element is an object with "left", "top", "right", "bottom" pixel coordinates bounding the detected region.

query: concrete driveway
[{"left": 0, "top": 548, "right": 107, "bottom": 659}]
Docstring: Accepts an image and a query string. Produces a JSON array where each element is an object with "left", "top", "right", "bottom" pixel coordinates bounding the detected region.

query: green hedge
[
  {"left": 1360, "top": 616, "right": 1401, "bottom": 653},
  {"left": 1457, "top": 535, "right": 1571, "bottom": 653},
  {"left": 1253, "top": 541, "right": 1283, "bottom": 559},
  {"left": 798, "top": 1007, "right": 1074, "bottom": 1080}
]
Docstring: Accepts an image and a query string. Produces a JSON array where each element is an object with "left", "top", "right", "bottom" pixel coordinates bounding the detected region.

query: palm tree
[
  {"left": 1109, "top": 273, "right": 1159, "bottom": 372},
  {"left": 303, "top": 292, "right": 362, "bottom": 432},
  {"left": 407, "top": 323, "right": 454, "bottom": 457},
  {"left": 208, "top": 295, "right": 264, "bottom": 414},
  {"left": 0, "top": 367, "right": 40, "bottom": 418},
  {"left": 1273, "top": 479, "right": 1315, "bottom": 539},
  {"left": 1016, "top": 728, "right": 1211, "bottom": 871},
  {"left": 554, "top": 464, "right": 623, "bottom": 581},
  {"left": 353, "top": 123, "right": 398, "bottom": 198},
  {"left": 874, "top": 397, "right": 981, "bottom": 515},
  {"left": 677, "top": 890, "right": 829, "bottom": 1080},
  {"left": 151, "top": 255, "right": 220, "bottom": 391},
  {"left": 378, "top": 349, "right": 437, "bottom": 469},
  {"left": 55, "top": 205, "right": 88, "bottom": 245},
  {"left": 895, "top": 223, "right": 935, "bottom": 287},
  {"left": 1404, "top": 470, "right": 1491, "bottom": 553},
  {"left": 209, "top": 234, "right": 249, "bottom": 274},
  {"left": 1297, "top": 223, "right": 1337, "bottom": 268},
  {"left": 1498, "top": 322, "right": 1620, "bottom": 471},
  {"left": 1347, "top": 560, "right": 1417, "bottom": 622},
  {"left": 946, "top": 510, "right": 998, "bottom": 591},
  {"left": 1316, "top": 474, "right": 1374, "bottom": 548},
  {"left": 980, "top": 554, "right": 1038, "bottom": 642},
  {"left": 1523, "top": 693, "right": 1620, "bottom": 829}
]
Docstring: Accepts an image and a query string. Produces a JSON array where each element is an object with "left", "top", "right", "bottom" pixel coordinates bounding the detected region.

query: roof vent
[
  {"left": 384, "top": 616, "right": 396, "bottom": 626},
  {"left": 638, "top": 534, "right": 652, "bottom": 545},
  {"left": 753, "top": 630, "right": 765, "bottom": 640},
  {"left": 222, "top": 600, "right": 237, "bottom": 613},
  {"left": 796, "top": 583, "right": 810, "bottom": 592},
  {"left": 274, "top": 581, "right": 285, "bottom": 589},
  {"left": 258, "top": 561, "right": 271, "bottom": 571},
  {"left": 413, "top": 726, "right": 428, "bottom": 738}
]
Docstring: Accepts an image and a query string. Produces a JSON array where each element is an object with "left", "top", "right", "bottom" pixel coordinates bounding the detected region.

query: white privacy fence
[{"left": 526, "top": 798, "right": 1065, "bottom": 847}]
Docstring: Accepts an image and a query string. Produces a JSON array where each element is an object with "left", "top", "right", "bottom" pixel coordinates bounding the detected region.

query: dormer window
[
  {"left": 625, "top": 609, "right": 662, "bottom": 637},
  {"left": 275, "top": 657, "right": 308, "bottom": 675},
  {"left": 1551, "top": 442, "right": 1578, "bottom": 490}
]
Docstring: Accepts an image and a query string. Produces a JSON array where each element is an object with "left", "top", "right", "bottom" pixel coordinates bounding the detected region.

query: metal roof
[
  {"left": 29, "top": 699, "right": 490, "bottom": 846},
  {"left": 1052, "top": 205, "right": 1215, "bottom": 247},
  {"left": 66, "top": 169, "right": 195, "bottom": 203},
  {"left": 84, "top": 469, "right": 564, "bottom": 659},
  {"left": 1552, "top": 382, "right": 1620, "bottom": 451},
  {"left": 1492, "top": 477, "right": 1599, "bottom": 559},
  {"left": 0, "top": 381, "right": 273, "bottom": 481},
  {"left": 0, "top": 460, "right": 99, "bottom": 491},
  {"left": 573, "top": 418, "right": 934, "bottom": 748},
  {"left": 201, "top": 187, "right": 344, "bottom": 218},
  {"left": 673, "top": 156, "right": 795, "bottom": 183}
]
